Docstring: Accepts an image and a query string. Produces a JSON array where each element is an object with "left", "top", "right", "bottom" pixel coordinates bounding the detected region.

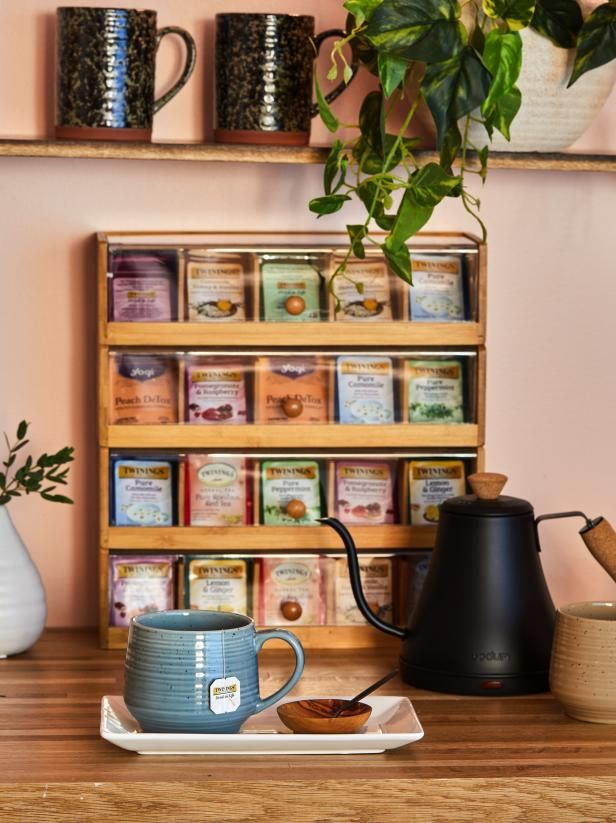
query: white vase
[
  {"left": 0, "top": 505, "right": 47, "bottom": 657},
  {"left": 467, "top": 18, "right": 616, "bottom": 151}
]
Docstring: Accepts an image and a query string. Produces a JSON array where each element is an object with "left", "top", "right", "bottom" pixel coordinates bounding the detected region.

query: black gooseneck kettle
[{"left": 321, "top": 472, "right": 616, "bottom": 696}]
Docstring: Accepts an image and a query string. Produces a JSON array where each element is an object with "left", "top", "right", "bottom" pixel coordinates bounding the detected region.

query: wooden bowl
[{"left": 277, "top": 699, "right": 372, "bottom": 734}]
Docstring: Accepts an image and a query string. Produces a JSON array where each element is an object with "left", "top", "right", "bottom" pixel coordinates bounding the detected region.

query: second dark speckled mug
[
  {"left": 215, "top": 13, "right": 355, "bottom": 146},
  {"left": 55, "top": 7, "right": 197, "bottom": 142}
]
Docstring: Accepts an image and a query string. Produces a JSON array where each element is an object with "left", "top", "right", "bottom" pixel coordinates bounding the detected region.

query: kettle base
[{"left": 400, "top": 659, "right": 550, "bottom": 696}]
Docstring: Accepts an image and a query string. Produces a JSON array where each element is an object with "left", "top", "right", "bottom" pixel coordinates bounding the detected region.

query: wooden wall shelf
[
  {"left": 105, "top": 321, "right": 485, "bottom": 347},
  {"left": 1, "top": 138, "right": 615, "bottom": 172},
  {"left": 106, "top": 524, "right": 437, "bottom": 551},
  {"left": 105, "top": 423, "right": 482, "bottom": 450}
]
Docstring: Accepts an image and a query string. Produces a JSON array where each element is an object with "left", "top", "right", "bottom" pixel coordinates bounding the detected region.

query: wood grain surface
[{"left": 1, "top": 630, "right": 615, "bottom": 822}]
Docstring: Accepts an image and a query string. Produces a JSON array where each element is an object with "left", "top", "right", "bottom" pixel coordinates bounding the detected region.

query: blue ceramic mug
[{"left": 124, "top": 610, "right": 304, "bottom": 733}]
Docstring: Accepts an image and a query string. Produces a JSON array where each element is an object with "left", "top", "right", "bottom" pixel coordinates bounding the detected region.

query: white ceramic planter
[
  {"left": 0, "top": 505, "right": 47, "bottom": 657},
  {"left": 467, "top": 22, "right": 616, "bottom": 151}
]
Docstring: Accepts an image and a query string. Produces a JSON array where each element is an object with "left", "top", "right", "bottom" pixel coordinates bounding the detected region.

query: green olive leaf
[
  {"left": 365, "top": 0, "right": 464, "bottom": 62},
  {"left": 422, "top": 47, "right": 492, "bottom": 147},
  {"left": 568, "top": 4, "right": 616, "bottom": 86},
  {"left": 531, "top": 0, "right": 583, "bottom": 47},
  {"left": 482, "top": 0, "right": 536, "bottom": 29}
]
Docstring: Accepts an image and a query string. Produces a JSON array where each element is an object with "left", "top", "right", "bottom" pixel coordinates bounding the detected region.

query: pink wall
[{"left": 1, "top": 1, "right": 616, "bottom": 628}]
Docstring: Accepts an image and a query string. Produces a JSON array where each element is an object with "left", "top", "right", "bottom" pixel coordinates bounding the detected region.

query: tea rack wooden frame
[{"left": 97, "top": 230, "right": 487, "bottom": 650}]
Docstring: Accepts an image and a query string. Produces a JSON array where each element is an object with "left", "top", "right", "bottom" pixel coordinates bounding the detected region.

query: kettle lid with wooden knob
[{"left": 440, "top": 472, "right": 534, "bottom": 517}]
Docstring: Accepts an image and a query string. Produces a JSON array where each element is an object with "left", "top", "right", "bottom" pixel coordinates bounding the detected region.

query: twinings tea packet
[
  {"left": 260, "top": 460, "right": 322, "bottom": 525},
  {"left": 332, "top": 258, "right": 393, "bottom": 321},
  {"left": 112, "top": 458, "right": 175, "bottom": 526},
  {"left": 109, "top": 555, "right": 175, "bottom": 627},
  {"left": 408, "top": 254, "right": 465, "bottom": 321},
  {"left": 336, "top": 355, "right": 395, "bottom": 424},
  {"left": 187, "top": 558, "right": 249, "bottom": 613},
  {"left": 108, "top": 249, "right": 177, "bottom": 321},
  {"left": 409, "top": 460, "right": 466, "bottom": 525},
  {"left": 255, "top": 356, "right": 329, "bottom": 424},
  {"left": 260, "top": 260, "right": 322, "bottom": 321},
  {"left": 334, "top": 460, "right": 395, "bottom": 525},
  {"left": 186, "top": 253, "right": 246, "bottom": 322},
  {"left": 258, "top": 556, "right": 324, "bottom": 625},
  {"left": 109, "top": 353, "right": 178, "bottom": 424},
  {"left": 331, "top": 556, "right": 393, "bottom": 625},
  {"left": 186, "top": 358, "right": 248, "bottom": 424},
  {"left": 187, "top": 455, "right": 249, "bottom": 526},
  {"left": 406, "top": 359, "right": 464, "bottom": 422}
]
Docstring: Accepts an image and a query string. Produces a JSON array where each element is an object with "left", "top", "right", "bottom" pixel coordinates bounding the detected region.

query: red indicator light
[{"left": 481, "top": 680, "right": 503, "bottom": 690}]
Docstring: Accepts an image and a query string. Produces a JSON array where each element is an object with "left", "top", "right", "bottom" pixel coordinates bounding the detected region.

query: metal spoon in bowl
[{"left": 332, "top": 669, "right": 399, "bottom": 718}]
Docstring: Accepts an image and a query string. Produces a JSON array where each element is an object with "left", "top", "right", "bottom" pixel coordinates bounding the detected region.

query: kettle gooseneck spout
[{"left": 318, "top": 517, "right": 406, "bottom": 639}]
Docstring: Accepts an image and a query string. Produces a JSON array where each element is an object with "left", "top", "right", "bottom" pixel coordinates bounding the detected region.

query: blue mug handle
[{"left": 253, "top": 628, "right": 305, "bottom": 713}]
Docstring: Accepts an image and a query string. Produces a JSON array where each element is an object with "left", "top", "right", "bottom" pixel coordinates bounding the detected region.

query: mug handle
[
  {"left": 154, "top": 26, "right": 197, "bottom": 114},
  {"left": 310, "top": 29, "right": 359, "bottom": 118},
  {"left": 253, "top": 628, "right": 305, "bottom": 714}
]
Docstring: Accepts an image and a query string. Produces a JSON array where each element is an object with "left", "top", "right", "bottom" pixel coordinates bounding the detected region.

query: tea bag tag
[{"left": 209, "top": 676, "right": 241, "bottom": 714}]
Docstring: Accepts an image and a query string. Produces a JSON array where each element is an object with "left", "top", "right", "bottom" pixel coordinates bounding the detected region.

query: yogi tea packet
[
  {"left": 109, "top": 353, "right": 178, "bottom": 424},
  {"left": 409, "top": 460, "right": 466, "bottom": 525},
  {"left": 260, "top": 460, "right": 322, "bottom": 525},
  {"left": 260, "top": 259, "right": 322, "bottom": 321},
  {"left": 405, "top": 359, "right": 464, "bottom": 423},
  {"left": 255, "top": 356, "right": 329, "bottom": 424},
  {"left": 185, "top": 358, "right": 248, "bottom": 424},
  {"left": 109, "top": 555, "right": 175, "bottom": 627},
  {"left": 186, "top": 557, "right": 250, "bottom": 614},
  {"left": 336, "top": 355, "right": 395, "bottom": 424},
  {"left": 186, "top": 253, "right": 246, "bottom": 322},
  {"left": 334, "top": 460, "right": 395, "bottom": 525},
  {"left": 112, "top": 458, "right": 175, "bottom": 526},
  {"left": 187, "top": 455, "right": 250, "bottom": 527}
]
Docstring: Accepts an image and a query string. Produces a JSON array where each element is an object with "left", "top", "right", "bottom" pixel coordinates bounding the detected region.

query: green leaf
[
  {"left": 568, "top": 5, "right": 616, "bottom": 86},
  {"left": 388, "top": 188, "right": 433, "bottom": 252},
  {"left": 378, "top": 52, "right": 408, "bottom": 97},
  {"left": 347, "top": 224, "right": 368, "bottom": 258},
  {"left": 40, "top": 492, "right": 73, "bottom": 505},
  {"left": 439, "top": 123, "right": 462, "bottom": 168},
  {"left": 17, "top": 420, "right": 28, "bottom": 440},
  {"left": 481, "top": 30, "right": 522, "bottom": 112},
  {"left": 309, "top": 194, "right": 352, "bottom": 216},
  {"left": 324, "top": 140, "right": 348, "bottom": 195},
  {"left": 359, "top": 91, "right": 386, "bottom": 158},
  {"left": 531, "top": 0, "right": 583, "bottom": 47},
  {"left": 422, "top": 47, "right": 492, "bottom": 147},
  {"left": 345, "top": 0, "right": 384, "bottom": 25},
  {"left": 382, "top": 241, "right": 413, "bottom": 284},
  {"left": 477, "top": 145, "right": 490, "bottom": 181},
  {"left": 0, "top": 495, "right": 11, "bottom": 506},
  {"left": 482, "top": 0, "right": 536, "bottom": 29},
  {"left": 12, "top": 439, "right": 29, "bottom": 452},
  {"left": 0, "top": 472, "right": 5, "bottom": 487},
  {"left": 365, "top": 0, "right": 464, "bottom": 62},
  {"left": 486, "top": 86, "right": 522, "bottom": 139},
  {"left": 315, "top": 76, "right": 340, "bottom": 132},
  {"left": 410, "top": 162, "right": 462, "bottom": 207}
]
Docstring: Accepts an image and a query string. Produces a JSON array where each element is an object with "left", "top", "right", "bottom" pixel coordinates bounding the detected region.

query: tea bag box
[{"left": 97, "top": 231, "right": 486, "bottom": 650}]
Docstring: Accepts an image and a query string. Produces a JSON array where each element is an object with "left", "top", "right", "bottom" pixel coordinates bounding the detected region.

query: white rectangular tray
[{"left": 100, "top": 695, "right": 424, "bottom": 755}]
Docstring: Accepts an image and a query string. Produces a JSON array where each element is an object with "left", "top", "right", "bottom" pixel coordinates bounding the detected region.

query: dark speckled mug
[
  {"left": 124, "top": 610, "right": 305, "bottom": 733},
  {"left": 55, "top": 7, "right": 196, "bottom": 142},
  {"left": 215, "top": 13, "right": 356, "bottom": 146}
]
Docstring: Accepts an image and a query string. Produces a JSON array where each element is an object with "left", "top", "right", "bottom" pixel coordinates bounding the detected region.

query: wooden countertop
[{"left": 1, "top": 630, "right": 615, "bottom": 822}]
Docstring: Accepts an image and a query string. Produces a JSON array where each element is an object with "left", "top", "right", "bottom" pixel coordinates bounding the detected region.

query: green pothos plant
[{"left": 310, "top": 0, "right": 616, "bottom": 291}]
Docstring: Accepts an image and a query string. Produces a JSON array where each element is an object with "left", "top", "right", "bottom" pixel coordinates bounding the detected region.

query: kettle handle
[
  {"left": 319, "top": 517, "right": 406, "bottom": 639},
  {"left": 536, "top": 510, "right": 616, "bottom": 583}
]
